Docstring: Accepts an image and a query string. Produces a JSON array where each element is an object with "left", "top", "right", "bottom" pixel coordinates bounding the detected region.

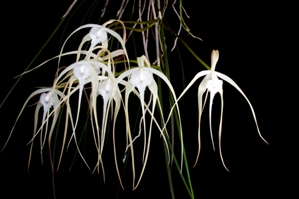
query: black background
[{"left": 0, "top": 1, "right": 289, "bottom": 198}]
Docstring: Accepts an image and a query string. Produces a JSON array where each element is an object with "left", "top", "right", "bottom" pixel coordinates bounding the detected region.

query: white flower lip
[
  {"left": 130, "top": 69, "right": 153, "bottom": 91},
  {"left": 89, "top": 26, "right": 108, "bottom": 47},
  {"left": 98, "top": 78, "right": 114, "bottom": 100},
  {"left": 73, "top": 63, "right": 92, "bottom": 81},
  {"left": 40, "top": 92, "right": 55, "bottom": 112}
]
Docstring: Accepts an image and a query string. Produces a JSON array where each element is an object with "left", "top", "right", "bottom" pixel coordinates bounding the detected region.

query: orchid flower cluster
[
  {"left": 3, "top": 19, "right": 183, "bottom": 190},
  {"left": 2, "top": 1, "right": 268, "bottom": 194}
]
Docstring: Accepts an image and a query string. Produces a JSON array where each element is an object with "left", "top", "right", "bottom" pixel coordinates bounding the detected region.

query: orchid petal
[
  {"left": 2, "top": 88, "right": 54, "bottom": 152},
  {"left": 28, "top": 102, "right": 43, "bottom": 170},
  {"left": 207, "top": 74, "right": 223, "bottom": 152},
  {"left": 133, "top": 79, "right": 158, "bottom": 190},
  {"left": 58, "top": 21, "right": 129, "bottom": 70},
  {"left": 218, "top": 90, "right": 229, "bottom": 171},
  {"left": 130, "top": 68, "right": 153, "bottom": 163},
  {"left": 193, "top": 75, "right": 211, "bottom": 167},
  {"left": 215, "top": 72, "right": 268, "bottom": 144},
  {"left": 72, "top": 62, "right": 94, "bottom": 133}
]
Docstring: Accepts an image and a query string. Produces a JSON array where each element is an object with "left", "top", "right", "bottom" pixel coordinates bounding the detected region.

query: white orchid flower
[
  {"left": 1, "top": 87, "right": 64, "bottom": 172},
  {"left": 54, "top": 59, "right": 108, "bottom": 170},
  {"left": 10, "top": 20, "right": 129, "bottom": 174},
  {"left": 166, "top": 50, "right": 268, "bottom": 172},
  {"left": 85, "top": 57, "right": 122, "bottom": 181},
  {"left": 89, "top": 26, "right": 108, "bottom": 49},
  {"left": 53, "top": 20, "right": 129, "bottom": 138},
  {"left": 37, "top": 90, "right": 64, "bottom": 154},
  {"left": 58, "top": 19, "right": 128, "bottom": 66},
  {"left": 114, "top": 55, "right": 183, "bottom": 189},
  {"left": 93, "top": 74, "right": 123, "bottom": 186},
  {"left": 3, "top": 20, "right": 130, "bottom": 176}
]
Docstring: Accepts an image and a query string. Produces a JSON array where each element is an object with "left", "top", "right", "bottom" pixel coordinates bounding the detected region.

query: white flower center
[
  {"left": 139, "top": 73, "right": 144, "bottom": 81},
  {"left": 73, "top": 63, "right": 92, "bottom": 81},
  {"left": 105, "top": 79, "right": 111, "bottom": 92},
  {"left": 130, "top": 69, "right": 152, "bottom": 88},
  {"left": 207, "top": 75, "right": 223, "bottom": 94},
  {"left": 96, "top": 28, "right": 104, "bottom": 38},
  {"left": 89, "top": 27, "right": 108, "bottom": 47},
  {"left": 45, "top": 93, "right": 51, "bottom": 102},
  {"left": 80, "top": 65, "right": 85, "bottom": 74},
  {"left": 40, "top": 92, "right": 56, "bottom": 112}
]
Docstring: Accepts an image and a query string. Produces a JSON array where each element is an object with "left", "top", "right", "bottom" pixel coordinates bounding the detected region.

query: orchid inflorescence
[{"left": 2, "top": 1, "right": 268, "bottom": 192}]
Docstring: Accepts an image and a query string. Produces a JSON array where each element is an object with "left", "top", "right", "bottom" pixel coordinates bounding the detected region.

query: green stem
[
  {"left": 52, "top": 174, "right": 56, "bottom": 199},
  {"left": 160, "top": 21, "right": 210, "bottom": 70},
  {"left": 160, "top": 21, "right": 195, "bottom": 199},
  {"left": 163, "top": 140, "right": 175, "bottom": 199},
  {"left": 158, "top": 19, "right": 177, "bottom": 199}
]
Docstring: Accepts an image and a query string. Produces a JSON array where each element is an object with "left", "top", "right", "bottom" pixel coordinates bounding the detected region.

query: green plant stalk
[
  {"left": 163, "top": 136, "right": 175, "bottom": 199},
  {"left": 170, "top": 98, "right": 195, "bottom": 198},
  {"left": 156, "top": 92, "right": 193, "bottom": 198},
  {"left": 170, "top": 139, "right": 194, "bottom": 198},
  {"left": 52, "top": 175, "right": 56, "bottom": 199},
  {"left": 160, "top": 21, "right": 210, "bottom": 70},
  {"left": 157, "top": 77, "right": 175, "bottom": 199},
  {"left": 155, "top": 22, "right": 175, "bottom": 195},
  {"left": 159, "top": 21, "right": 175, "bottom": 170},
  {"left": 163, "top": 17, "right": 185, "bottom": 90},
  {"left": 158, "top": 23, "right": 176, "bottom": 199},
  {"left": 160, "top": 22, "right": 195, "bottom": 198}
]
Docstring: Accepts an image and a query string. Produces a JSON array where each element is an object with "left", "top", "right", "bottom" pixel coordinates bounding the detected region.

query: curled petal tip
[{"left": 263, "top": 138, "right": 269, "bottom": 145}]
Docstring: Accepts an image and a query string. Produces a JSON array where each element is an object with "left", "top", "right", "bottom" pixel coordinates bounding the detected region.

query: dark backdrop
[{"left": 0, "top": 1, "right": 285, "bottom": 198}]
